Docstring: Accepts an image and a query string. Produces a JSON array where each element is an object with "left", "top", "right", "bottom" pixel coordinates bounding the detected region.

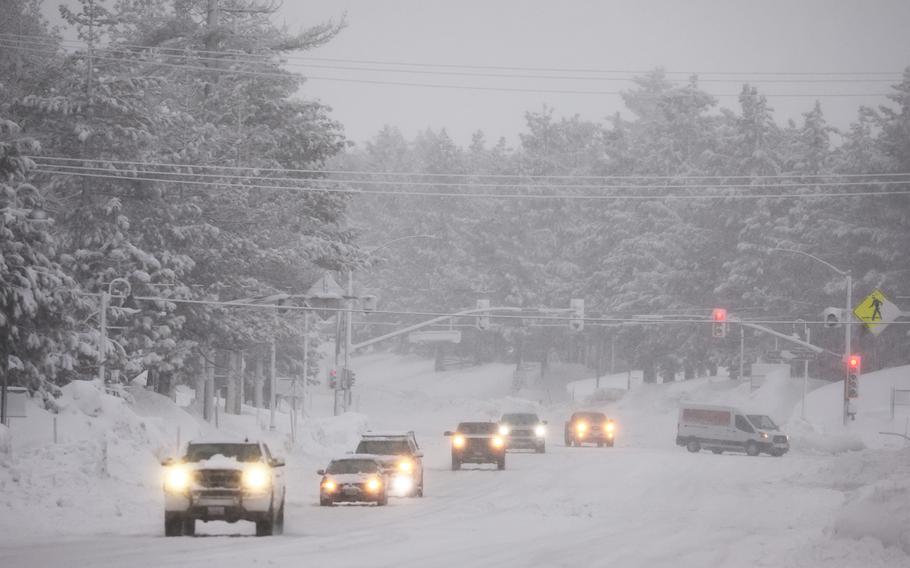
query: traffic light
[
  {"left": 340, "top": 368, "right": 356, "bottom": 389},
  {"left": 328, "top": 368, "right": 338, "bottom": 389},
  {"left": 476, "top": 299, "right": 490, "bottom": 331},
  {"left": 712, "top": 308, "right": 727, "bottom": 338},
  {"left": 845, "top": 355, "right": 861, "bottom": 399},
  {"left": 823, "top": 307, "right": 843, "bottom": 328},
  {"left": 569, "top": 298, "right": 584, "bottom": 332}
]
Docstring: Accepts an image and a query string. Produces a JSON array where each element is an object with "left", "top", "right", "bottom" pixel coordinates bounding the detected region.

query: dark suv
[
  {"left": 565, "top": 411, "right": 616, "bottom": 447},
  {"left": 354, "top": 431, "right": 424, "bottom": 497},
  {"left": 499, "top": 413, "right": 547, "bottom": 453},
  {"left": 445, "top": 422, "right": 506, "bottom": 470}
]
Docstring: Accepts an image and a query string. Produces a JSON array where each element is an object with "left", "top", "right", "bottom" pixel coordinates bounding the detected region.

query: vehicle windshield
[
  {"left": 457, "top": 422, "right": 497, "bottom": 434},
  {"left": 747, "top": 415, "right": 779, "bottom": 430},
  {"left": 501, "top": 413, "right": 540, "bottom": 425},
  {"left": 327, "top": 459, "right": 380, "bottom": 474},
  {"left": 573, "top": 412, "right": 606, "bottom": 423},
  {"left": 184, "top": 443, "right": 262, "bottom": 463},
  {"left": 356, "top": 440, "right": 412, "bottom": 455}
]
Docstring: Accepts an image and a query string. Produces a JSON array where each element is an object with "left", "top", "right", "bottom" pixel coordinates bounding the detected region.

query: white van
[{"left": 675, "top": 404, "right": 789, "bottom": 457}]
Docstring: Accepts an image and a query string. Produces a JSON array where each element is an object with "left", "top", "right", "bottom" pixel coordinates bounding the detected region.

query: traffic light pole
[{"left": 844, "top": 271, "right": 852, "bottom": 426}]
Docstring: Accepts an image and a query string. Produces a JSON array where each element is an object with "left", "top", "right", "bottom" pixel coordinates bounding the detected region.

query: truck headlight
[
  {"left": 534, "top": 424, "right": 546, "bottom": 437},
  {"left": 322, "top": 479, "right": 337, "bottom": 493},
  {"left": 606, "top": 422, "right": 615, "bottom": 433},
  {"left": 491, "top": 436, "right": 505, "bottom": 448},
  {"left": 164, "top": 465, "right": 191, "bottom": 493},
  {"left": 498, "top": 425, "right": 510, "bottom": 436},
  {"left": 242, "top": 465, "right": 271, "bottom": 491},
  {"left": 453, "top": 435, "right": 466, "bottom": 448},
  {"left": 366, "top": 477, "right": 382, "bottom": 493},
  {"left": 398, "top": 459, "right": 413, "bottom": 473},
  {"left": 392, "top": 475, "right": 413, "bottom": 495},
  {"left": 760, "top": 432, "right": 769, "bottom": 440},
  {"left": 576, "top": 422, "right": 588, "bottom": 433}
]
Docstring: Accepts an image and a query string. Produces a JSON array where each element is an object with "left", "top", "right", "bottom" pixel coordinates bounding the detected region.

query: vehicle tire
[
  {"left": 607, "top": 440, "right": 614, "bottom": 448},
  {"left": 497, "top": 457, "right": 506, "bottom": 470},
  {"left": 319, "top": 496, "right": 334, "bottom": 507},
  {"left": 164, "top": 513, "right": 183, "bottom": 537},
  {"left": 597, "top": 441, "right": 604, "bottom": 447},
  {"left": 377, "top": 492, "right": 388, "bottom": 506},
  {"left": 745, "top": 442, "right": 760, "bottom": 457},
  {"left": 770, "top": 449, "right": 783, "bottom": 457},
  {"left": 417, "top": 475, "right": 424, "bottom": 497},
  {"left": 451, "top": 456, "right": 461, "bottom": 471},
  {"left": 182, "top": 517, "right": 196, "bottom": 537},
  {"left": 255, "top": 507, "right": 275, "bottom": 537},
  {"left": 686, "top": 439, "right": 701, "bottom": 453},
  {"left": 275, "top": 500, "right": 285, "bottom": 535},
  {"left": 712, "top": 449, "right": 723, "bottom": 455},
  {"left": 536, "top": 443, "right": 545, "bottom": 454}
]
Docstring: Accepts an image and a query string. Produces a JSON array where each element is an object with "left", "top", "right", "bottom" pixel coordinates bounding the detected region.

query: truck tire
[
  {"left": 451, "top": 456, "right": 461, "bottom": 471},
  {"left": 536, "top": 443, "right": 545, "bottom": 454},
  {"left": 497, "top": 457, "right": 506, "bottom": 470},
  {"left": 182, "top": 517, "right": 195, "bottom": 537},
  {"left": 377, "top": 492, "right": 388, "bottom": 506},
  {"left": 597, "top": 441, "right": 604, "bottom": 447},
  {"left": 256, "top": 507, "right": 275, "bottom": 537},
  {"left": 164, "top": 513, "right": 183, "bottom": 537},
  {"left": 712, "top": 449, "right": 723, "bottom": 455},
  {"left": 745, "top": 441, "right": 760, "bottom": 457},
  {"left": 686, "top": 439, "right": 701, "bottom": 453},
  {"left": 275, "top": 500, "right": 285, "bottom": 535},
  {"left": 319, "top": 496, "right": 334, "bottom": 507},
  {"left": 417, "top": 474, "right": 424, "bottom": 497}
]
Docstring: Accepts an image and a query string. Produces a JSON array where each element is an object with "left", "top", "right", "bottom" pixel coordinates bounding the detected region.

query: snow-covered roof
[
  {"left": 361, "top": 430, "right": 414, "bottom": 439},
  {"left": 329, "top": 453, "right": 386, "bottom": 462}
]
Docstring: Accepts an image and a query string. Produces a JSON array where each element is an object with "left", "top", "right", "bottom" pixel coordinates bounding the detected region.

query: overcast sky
[{"left": 281, "top": 0, "right": 910, "bottom": 147}]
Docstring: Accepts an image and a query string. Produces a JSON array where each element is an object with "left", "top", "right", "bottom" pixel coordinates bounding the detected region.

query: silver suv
[
  {"left": 354, "top": 431, "right": 424, "bottom": 497},
  {"left": 161, "top": 440, "right": 286, "bottom": 536}
]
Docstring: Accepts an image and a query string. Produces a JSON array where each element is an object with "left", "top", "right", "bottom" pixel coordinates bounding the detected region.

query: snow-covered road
[
  {"left": 1, "top": 354, "right": 908, "bottom": 567},
  {"left": 1, "top": 441, "right": 898, "bottom": 568}
]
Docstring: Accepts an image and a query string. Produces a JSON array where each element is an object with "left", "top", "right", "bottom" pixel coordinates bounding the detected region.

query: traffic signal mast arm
[{"left": 726, "top": 315, "right": 839, "bottom": 358}]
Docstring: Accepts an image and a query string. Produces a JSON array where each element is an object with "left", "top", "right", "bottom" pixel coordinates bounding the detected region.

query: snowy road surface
[
  {"left": 1, "top": 354, "right": 908, "bottom": 567},
  {"left": 0, "top": 442, "right": 899, "bottom": 568}
]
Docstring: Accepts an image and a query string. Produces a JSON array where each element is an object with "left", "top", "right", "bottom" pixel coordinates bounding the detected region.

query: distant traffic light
[
  {"left": 712, "top": 308, "right": 727, "bottom": 338},
  {"left": 823, "top": 307, "right": 843, "bottom": 328},
  {"left": 845, "top": 355, "right": 861, "bottom": 399},
  {"left": 476, "top": 299, "right": 490, "bottom": 331},
  {"left": 328, "top": 368, "right": 338, "bottom": 389},
  {"left": 569, "top": 298, "right": 584, "bottom": 332}
]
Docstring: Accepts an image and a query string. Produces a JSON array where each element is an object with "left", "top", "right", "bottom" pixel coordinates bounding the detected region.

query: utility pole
[
  {"left": 301, "top": 311, "right": 309, "bottom": 418},
  {"left": 98, "top": 290, "right": 109, "bottom": 383},
  {"left": 739, "top": 326, "right": 745, "bottom": 382},
  {"left": 343, "top": 270, "right": 354, "bottom": 411},
  {"left": 844, "top": 271, "right": 853, "bottom": 425},
  {"left": 269, "top": 338, "right": 276, "bottom": 430}
]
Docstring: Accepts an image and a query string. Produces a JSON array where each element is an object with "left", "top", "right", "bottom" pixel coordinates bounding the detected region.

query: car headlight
[
  {"left": 760, "top": 432, "right": 769, "bottom": 439},
  {"left": 164, "top": 465, "right": 191, "bottom": 493},
  {"left": 398, "top": 459, "right": 413, "bottom": 473},
  {"left": 453, "top": 434, "right": 466, "bottom": 448},
  {"left": 606, "top": 421, "right": 615, "bottom": 433},
  {"left": 534, "top": 424, "right": 546, "bottom": 437},
  {"left": 576, "top": 422, "right": 588, "bottom": 433},
  {"left": 322, "top": 479, "right": 337, "bottom": 493},
  {"left": 491, "top": 436, "right": 505, "bottom": 448},
  {"left": 366, "top": 477, "right": 382, "bottom": 493},
  {"left": 498, "top": 424, "right": 510, "bottom": 436},
  {"left": 392, "top": 475, "right": 413, "bottom": 495},
  {"left": 242, "top": 465, "right": 271, "bottom": 491}
]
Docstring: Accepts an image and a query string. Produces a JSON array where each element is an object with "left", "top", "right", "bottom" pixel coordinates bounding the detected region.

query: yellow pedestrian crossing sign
[{"left": 853, "top": 289, "right": 900, "bottom": 336}]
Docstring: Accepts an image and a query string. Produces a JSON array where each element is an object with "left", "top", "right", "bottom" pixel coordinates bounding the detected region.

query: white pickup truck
[{"left": 161, "top": 439, "right": 286, "bottom": 536}]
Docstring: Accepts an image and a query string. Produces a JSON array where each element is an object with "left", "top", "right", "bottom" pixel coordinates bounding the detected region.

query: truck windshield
[
  {"left": 356, "top": 440, "right": 412, "bottom": 455},
  {"left": 501, "top": 413, "right": 540, "bottom": 425},
  {"left": 747, "top": 415, "right": 779, "bottom": 430},
  {"left": 184, "top": 443, "right": 262, "bottom": 463}
]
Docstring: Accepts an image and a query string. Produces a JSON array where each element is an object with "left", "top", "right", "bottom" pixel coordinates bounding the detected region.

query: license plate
[
  {"left": 208, "top": 506, "right": 225, "bottom": 515},
  {"left": 343, "top": 487, "right": 359, "bottom": 495}
]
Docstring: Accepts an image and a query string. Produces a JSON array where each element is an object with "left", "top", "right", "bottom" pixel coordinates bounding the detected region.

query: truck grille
[
  {"left": 511, "top": 429, "right": 533, "bottom": 437},
  {"left": 773, "top": 435, "right": 788, "bottom": 444},
  {"left": 197, "top": 469, "right": 242, "bottom": 489}
]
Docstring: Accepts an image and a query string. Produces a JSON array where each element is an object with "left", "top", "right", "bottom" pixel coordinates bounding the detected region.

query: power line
[
  {"left": 0, "top": 40, "right": 897, "bottom": 98},
  {"left": 1, "top": 32, "right": 901, "bottom": 79},
  {"left": 31, "top": 162, "right": 910, "bottom": 193},
  {"left": 32, "top": 156, "right": 910, "bottom": 182},
  {"left": 31, "top": 167, "right": 910, "bottom": 200}
]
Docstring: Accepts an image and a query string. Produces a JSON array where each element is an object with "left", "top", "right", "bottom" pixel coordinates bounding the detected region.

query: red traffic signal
[
  {"left": 711, "top": 308, "right": 728, "bottom": 338},
  {"left": 847, "top": 355, "right": 861, "bottom": 370},
  {"left": 712, "top": 308, "right": 727, "bottom": 322}
]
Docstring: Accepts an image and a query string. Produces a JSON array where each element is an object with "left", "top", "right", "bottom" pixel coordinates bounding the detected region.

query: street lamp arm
[{"left": 769, "top": 247, "right": 848, "bottom": 277}]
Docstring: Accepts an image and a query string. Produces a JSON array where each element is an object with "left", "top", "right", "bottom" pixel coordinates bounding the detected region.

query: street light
[
  {"left": 340, "top": 234, "right": 442, "bottom": 413},
  {"left": 769, "top": 247, "right": 852, "bottom": 424}
]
